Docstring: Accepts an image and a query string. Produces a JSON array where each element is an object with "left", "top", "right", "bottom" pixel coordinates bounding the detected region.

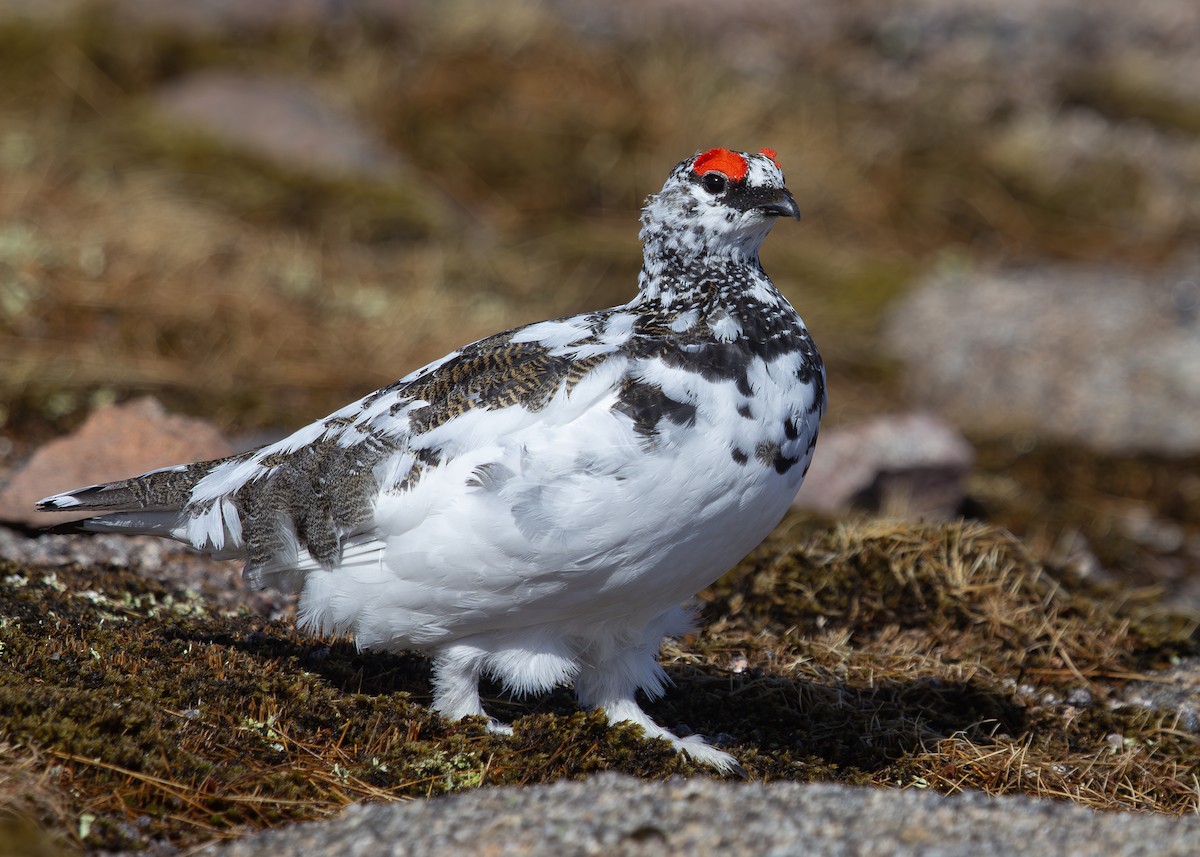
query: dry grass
[
  {"left": 1, "top": 5, "right": 1199, "bottom": 852},
  {"left": 0, "top": 743, "right": 75, "bottom": 857},
  {"left": 904, "top": 733, "right": 1200, "bottom": 813},
  {"left": 0, "top": 515, "right": 1196, "bottom": 851}
]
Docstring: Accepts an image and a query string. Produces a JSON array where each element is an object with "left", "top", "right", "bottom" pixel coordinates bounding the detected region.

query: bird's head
[{"left": 640, "top": 148, "right": 800, "bottom": 263}]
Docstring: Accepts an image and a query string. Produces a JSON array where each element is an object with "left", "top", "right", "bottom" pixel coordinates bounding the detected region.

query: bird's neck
[
  {"left": 635, "top": 244, "right": 781, "bottom": 315},
  {"left": 634, "top": 211, "right": 782, "bottom": 312}
]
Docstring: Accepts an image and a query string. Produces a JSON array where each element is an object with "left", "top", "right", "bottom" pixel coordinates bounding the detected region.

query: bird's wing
[{"left": 39, "top": 309, "right": 635, "bottom": 586}]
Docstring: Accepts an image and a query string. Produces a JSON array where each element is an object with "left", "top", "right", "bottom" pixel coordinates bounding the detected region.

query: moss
[{"left": 1, "top": 514, "right": 1196, "bottom": 851}]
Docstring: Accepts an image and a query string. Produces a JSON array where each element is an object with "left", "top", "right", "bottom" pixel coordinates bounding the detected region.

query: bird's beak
[{"left": 757, "top": 188, "right": 801, "bottom": 220}]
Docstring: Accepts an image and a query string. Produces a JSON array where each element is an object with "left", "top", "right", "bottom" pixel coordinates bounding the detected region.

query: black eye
[{"left": 701, "top": 173, "right": 727, "bottom": 194}]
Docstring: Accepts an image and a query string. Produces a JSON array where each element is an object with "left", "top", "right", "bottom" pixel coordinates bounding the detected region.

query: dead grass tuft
[{"left": 905, "top": 730, "right": 1200, "bottom": 814}]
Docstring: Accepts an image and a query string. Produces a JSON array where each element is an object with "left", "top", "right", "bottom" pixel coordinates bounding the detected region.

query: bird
[{"left": 38, "top": 147, "right": 826, "bottom": 774}]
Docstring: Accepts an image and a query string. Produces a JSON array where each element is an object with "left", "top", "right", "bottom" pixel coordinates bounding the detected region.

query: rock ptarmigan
[{"left": 38, "top": 148, "right": 826, "bottom": 774}]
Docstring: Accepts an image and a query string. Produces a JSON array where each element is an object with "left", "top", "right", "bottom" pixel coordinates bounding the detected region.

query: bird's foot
[
  {"left": 485, "top": 717, "right": 514, "bottom": 736},
  {"left": 595, "top": 698, "right": 746, "bottom": 776},
  {"left": 669, "top": 733, "right": 747, "bottom": 778}
]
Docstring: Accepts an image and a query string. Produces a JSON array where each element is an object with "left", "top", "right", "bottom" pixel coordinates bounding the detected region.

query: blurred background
[{"left": 0, "top": 0, "right": 1197, "bottom": 608}]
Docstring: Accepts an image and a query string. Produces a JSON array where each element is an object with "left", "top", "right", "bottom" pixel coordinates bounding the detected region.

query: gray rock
[
  {"left": 0, "top": 527, "right": 183, "bottom": 569},
  {"left": 882, "top": 264, "right": 1200, "bottom": 454},
  {"left": 153, "top": 71, "right": 407, "bottom": 183},
  {"left": 202, "top": 772, "right": 1200, "bottom": 857},
  {"left": 0, "top": 0, "right": 88, "bottom": 23},
  {"left": 981, "top": 107, "right": 1200, "bottom": 239},
  {"left": 794, "top": 412, "right": 974, "bottom": 517},
  {"left": 107, "top": 0, "right": 417, "bottom": 36},
  {"left": 1118, "top": 656, "right": 1200, "bottom": 734},
  {"left": 0, "top": 526, "right": 295, "bottom": 619},
  {"left": 550, "top": 0, "right": 1200, "bottom": 105}
]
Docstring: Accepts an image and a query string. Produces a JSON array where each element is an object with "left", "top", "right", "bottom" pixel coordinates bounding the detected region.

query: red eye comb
[{"left": 692, "top": 148, "right": 749, "bottom": 182}]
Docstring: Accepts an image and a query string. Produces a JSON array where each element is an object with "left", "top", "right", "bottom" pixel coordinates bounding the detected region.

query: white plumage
[{"left": 39, "top": 148, "right": 826, "bottom": 773}]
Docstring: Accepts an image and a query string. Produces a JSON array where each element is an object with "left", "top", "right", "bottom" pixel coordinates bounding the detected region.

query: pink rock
[
  {"left": 0, "top": 397, "right": 233, "bottom": 527},
  {"left": 794, "top": 412, "right": 974, "bottom": 518}
]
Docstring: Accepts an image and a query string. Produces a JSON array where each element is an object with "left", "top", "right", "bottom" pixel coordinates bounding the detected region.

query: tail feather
[
  {"left": 79, "top": 510, "right": 185, "bottom": 537},
  {"left": 36, "top": 452, "right": 264, "bottom": 557},
  {"left": 37, "top": 460, "right": 223, "bottom": 514},
  {"left": 35, "top": 441, "right": 377, "bottom": 576},
  {"left": 38, "top": 479, "right": 148, "bottom": 512}
]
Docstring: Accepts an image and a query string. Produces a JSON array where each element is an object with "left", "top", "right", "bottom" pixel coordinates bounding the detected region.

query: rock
[
  {"left": 0, "top": 525, "right": 295, "bottom": 618},
  {"left": 0, "top": 527, "right": 184, "bottom": 569},
  {"left": 152, "top": 71, "right": 407, "bottom": 183},
  {"left": 0, "top": 0, "right": 89, "bottom": 23},
  {"left": 554, "top": 0, "right": 1200, "bottom": 110},
  {"left": 794, "top": 412, "right": 974, "bottom": 518},
  {"left": 882, "top": 264, "right": 1200, "bottom": 454},
  {"left": 1118, "top": 656, "right": 1200, "bottom": 733},
  {"left": 981, "top": 107, "right": 1200, "bottom": 239},
  {"left": 201, "top": 772, "right": 1200, "bottom": 857},
  {"left": 107, "top": 0, "right": 417, "bottom": 36},
  {"left": 0, "top": 396, "right": 232, "bottom": 527}
]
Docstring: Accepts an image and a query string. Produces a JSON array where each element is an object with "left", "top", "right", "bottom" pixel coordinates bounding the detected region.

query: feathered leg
[
  {"left": 573, "top": 609, "right": 744, "bottom": 775},
  {"left": 430, "top": 643, "right": 513, "bottom": 734}
]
